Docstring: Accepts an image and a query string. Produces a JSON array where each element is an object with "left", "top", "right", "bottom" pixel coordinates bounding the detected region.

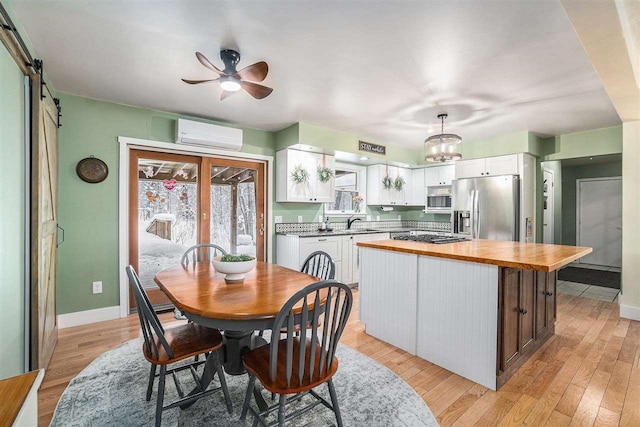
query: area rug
[
  {"left": 51, "top": 337, "right": 439, "bottom": 426},
  {"left": 558, "top": 266, "right": 620, "bottom": 289}
]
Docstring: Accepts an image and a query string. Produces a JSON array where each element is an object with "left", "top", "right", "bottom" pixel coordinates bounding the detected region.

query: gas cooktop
[{"left": 392, "top": 234, "right": 471, "bottom": 244}]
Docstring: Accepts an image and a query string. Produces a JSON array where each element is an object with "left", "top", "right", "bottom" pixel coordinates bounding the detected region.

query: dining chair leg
[
  {"left": 213, "top": 351, "right": 233, "bottom": 413},
  {"left": 146, "top": 364, "right": 157, "bottom": 402},
  {"left": 277, "top": 393, "right": 286, "bottom": 427},
  {"left": 327, "top": 378, "right": 343, "bottom": 427},
  {"left": 240, "top": 374, "right": 256, "bottom": 421},
  {"left": 155, "top": 365, "right": 167, "bottom": 427}
]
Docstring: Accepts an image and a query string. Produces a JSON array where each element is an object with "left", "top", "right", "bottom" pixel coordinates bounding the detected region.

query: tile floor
[{"left": 557, "top": 263, "right": 621, "bottom": 303}]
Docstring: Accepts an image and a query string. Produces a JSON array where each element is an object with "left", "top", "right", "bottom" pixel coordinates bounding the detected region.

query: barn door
[{"left": 30, "top": 74, "right": 59, "bottom": 369}]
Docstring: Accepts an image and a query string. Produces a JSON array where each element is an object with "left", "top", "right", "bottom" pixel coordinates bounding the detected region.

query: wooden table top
[
  {"left": 154, "top": 262, "right": 320, "bottom": 320},
  {"left": 357, "top": 239, "right": 592, "bottom": 272}
]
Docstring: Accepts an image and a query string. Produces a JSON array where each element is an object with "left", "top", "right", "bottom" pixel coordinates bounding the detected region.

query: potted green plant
[{"left": 211, "top": 254, "right": 257, "bottom": 282}]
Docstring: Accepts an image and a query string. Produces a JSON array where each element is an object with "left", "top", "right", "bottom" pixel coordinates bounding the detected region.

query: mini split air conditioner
[{"left": 175, "top": 119, "right": 243, "bottom": 151}]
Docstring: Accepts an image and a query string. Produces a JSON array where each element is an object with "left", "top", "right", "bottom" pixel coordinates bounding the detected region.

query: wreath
[
  {"left": 382, "top": 175, "right": 393, "bottom": 190},
  {"left": 317, "top": 166, "right": 334, "bottom": 183},
  {"left": 290, "top": 164, "right": 310, "bottom": 184},
  {"left": 394, "top": 176, "right": 406, "bottom": 191}
]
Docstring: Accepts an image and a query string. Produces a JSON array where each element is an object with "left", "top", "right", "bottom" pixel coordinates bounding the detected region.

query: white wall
[
  {"left": 0, "top": 43, "right": 26, "bottom": 378},
  {"left": 621, "top": 121, "right": 640, "bottom": 321}
]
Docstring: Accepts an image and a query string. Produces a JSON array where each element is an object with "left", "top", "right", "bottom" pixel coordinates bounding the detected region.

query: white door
[
  {"left": 577, "top": 178, "right": 622, "bottom": 267},
  {"left": 543, "top": 169, "right": 554, "bottom": 244}
]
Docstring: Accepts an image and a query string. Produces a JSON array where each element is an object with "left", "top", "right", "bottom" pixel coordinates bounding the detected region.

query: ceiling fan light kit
[
  {"left": 425, "top": 113, "right": 462, "bottom": 163},
  {"left": 219, "top": 75, "right": 241, "bottom": 92},
  {"left": 182, "top": 48, "right": 273, "bottom": 100}
]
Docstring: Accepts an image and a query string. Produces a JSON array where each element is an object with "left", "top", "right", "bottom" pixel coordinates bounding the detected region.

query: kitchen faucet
[{"left": 347, "top": 215, "right": 362, "bottom": 229}]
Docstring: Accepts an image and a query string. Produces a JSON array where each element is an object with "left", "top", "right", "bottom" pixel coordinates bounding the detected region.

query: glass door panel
[
  {"left": 129, "top": 151, "right": 200, "bottom": 309},
  {"left": 208, "top": 159, "right": 265, "bottom": 261}
]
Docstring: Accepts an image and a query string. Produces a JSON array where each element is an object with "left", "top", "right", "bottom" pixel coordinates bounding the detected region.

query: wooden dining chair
[
  {"left": 180, "top": 243, "right": 227, "bottom": 266},
  {"left": 240, "top": 280, "right": 353, "bottom": 427},
  {"left": 175, "top": 243, "right": 228, "bottom": 319},
  {"left": 126, "top": 266, "right": 233, "bottom": 426},
  {"left": 300, "top": 251, "right": 336, "bottom": 280}
]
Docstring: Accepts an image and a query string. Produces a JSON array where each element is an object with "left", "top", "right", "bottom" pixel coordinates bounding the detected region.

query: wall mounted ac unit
[{"left": 175, "top": 119, "right": 243, "bottom": 151}]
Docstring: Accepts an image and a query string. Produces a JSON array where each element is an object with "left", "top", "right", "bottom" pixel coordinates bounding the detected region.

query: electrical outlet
[
  {"left": 398, "top": 215, "right": 402, "bottom": 220},
  {"left": 297, "top": 216, "right": 303, "bottom": 223},
  {"left": 92, "top": 281, "right": 102, "bottom": 294},
  {"left": 376, "top": 215, "right": 380, "bottom": 221},
  {"left": 274, "top": 216, "right": 283, "bottom": 223},
  {"left": 366, "top": 215, "right": 371, "bottom": 221}
]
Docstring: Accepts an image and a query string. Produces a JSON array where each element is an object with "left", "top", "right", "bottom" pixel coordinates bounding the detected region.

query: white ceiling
[{"left": 9, "top": 0, "right": 622, "bottom": 148}]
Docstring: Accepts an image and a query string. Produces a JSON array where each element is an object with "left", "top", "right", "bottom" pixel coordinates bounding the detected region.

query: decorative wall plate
[{"left": 76, "top": 156, "right": 108, "bottom": 183}]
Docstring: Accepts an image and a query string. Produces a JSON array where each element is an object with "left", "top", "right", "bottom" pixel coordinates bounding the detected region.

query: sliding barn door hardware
[{"left": 53, "top": 97, "right": 62, "bottom": 128}]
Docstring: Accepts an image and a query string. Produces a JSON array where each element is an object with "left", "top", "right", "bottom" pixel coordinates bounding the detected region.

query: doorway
[
  {"left": 543, "top": 168, "right": 555, "bottom": 244},
  {"left": 128, "top": 150, "right": 266, "bottom": 310},
  {"left": 576, "top": 177, "right": 622, "bottom": 268}
]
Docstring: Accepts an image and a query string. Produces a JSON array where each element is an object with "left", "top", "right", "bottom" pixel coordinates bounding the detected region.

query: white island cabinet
[
  {"left": 357, "top": 239, "right": 590, "bottom": 390},
  {"left": 276, "top": 149, "right": 335, "bottom": 203}
]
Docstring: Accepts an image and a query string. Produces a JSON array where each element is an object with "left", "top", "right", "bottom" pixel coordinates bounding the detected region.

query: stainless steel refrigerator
[{"left": 452, "top": 175, "right": 520, "bottom": 241}]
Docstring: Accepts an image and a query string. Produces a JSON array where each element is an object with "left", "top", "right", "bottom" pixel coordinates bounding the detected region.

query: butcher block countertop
[{"left": 356, "top": 239, "right": 592, "bottom": 272}]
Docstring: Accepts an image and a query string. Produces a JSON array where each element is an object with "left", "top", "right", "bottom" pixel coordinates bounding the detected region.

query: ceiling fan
[{"left": 182, "top": 49, "right": 273, "bottom": 100}]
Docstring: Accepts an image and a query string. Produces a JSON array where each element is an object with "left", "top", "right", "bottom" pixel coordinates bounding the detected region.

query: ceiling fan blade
[
  {"left": 236, "top": 61, "right": 269, "bottom": 82},
  {"left": 195, "top": 52, "right": 225, "bottom": 76},
  {"left": 240, "top": 81, "right": 273, "bottom": 99},
  {"left": 220, "top": 90, "right": 237, "bottom": 101},
  {"left": 181, "top": 78, "right": 219, "bottom": 84}
]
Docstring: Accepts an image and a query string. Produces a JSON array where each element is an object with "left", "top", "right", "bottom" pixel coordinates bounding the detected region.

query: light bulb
[{"left": 220, "top": 76, "right": 241, "bottom": 92}]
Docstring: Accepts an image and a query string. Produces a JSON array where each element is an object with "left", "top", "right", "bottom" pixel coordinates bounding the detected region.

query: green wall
[
  {"left": 543, "top": 126, "right": 622, "bottom": 161},
  {"left": 561, "top": 160, "right": 622, "bottom": 245},
  {"left": 56, "top": 94, "right": 275, "bottom": 314},
  {"left": 0, "top": 44, "right": 26, "bottom": 378},
  {"left": 459, "top": 131, "right": 532, "bottom": 160}
]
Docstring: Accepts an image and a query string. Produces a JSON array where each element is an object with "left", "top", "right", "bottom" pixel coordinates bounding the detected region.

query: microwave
[{"left": 426, "top": 185, "right": 452, "bottom": 213}]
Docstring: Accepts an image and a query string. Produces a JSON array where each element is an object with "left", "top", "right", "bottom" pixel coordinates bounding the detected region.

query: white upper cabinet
[
  {"left": 276, "top": 149, "right": 336, "bottom": 203},
  {"left": 424, "top": 165, "right": 455, "bottom": 187},
  {"left": 366, "top": 164, "right": 413, "bottom": 206},
  {"left": 409, "top": 168, "right": 425, "bottom": 206},
  {"left": 455, "top": 154, "right": 520, "bottom": 179}
]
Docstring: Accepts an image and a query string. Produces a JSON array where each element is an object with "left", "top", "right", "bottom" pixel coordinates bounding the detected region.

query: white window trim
[
  {"left": 324, "top": 162, "right": 367, "bottom": 217},
  {"left": 117, "top": 136, "right": 274, "bottom": 318}
]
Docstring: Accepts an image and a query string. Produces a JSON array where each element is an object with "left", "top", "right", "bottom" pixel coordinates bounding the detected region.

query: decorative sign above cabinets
[{"left": 359, "top": 140, "right": 386, "bottom": 155}]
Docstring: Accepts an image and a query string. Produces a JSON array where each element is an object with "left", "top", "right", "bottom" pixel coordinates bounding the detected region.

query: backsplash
[{"left": 275, "top": 220, "right": 451, "bottom": 233}]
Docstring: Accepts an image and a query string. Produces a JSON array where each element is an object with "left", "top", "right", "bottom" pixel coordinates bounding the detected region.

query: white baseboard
[
  {"left": 57, "top": 306, "right": 121, "bottom": 329},
  {"left": 620, "top": 304, "right": 640, "bottom": 321}
]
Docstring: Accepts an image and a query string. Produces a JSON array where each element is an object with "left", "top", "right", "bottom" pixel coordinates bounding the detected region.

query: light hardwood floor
[{"left": 39, "top": 290, "right": 640, "bottom": 426}]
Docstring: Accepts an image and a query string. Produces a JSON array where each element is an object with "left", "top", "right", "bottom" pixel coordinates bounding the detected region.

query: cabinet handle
[
  {"left": 481, "top": 173, "right": 484, "bottom": 176},
  {"left": 486, "top": 171, "right": 490, "bottom": 175},
  {"left": 546, "top": 291, "right": 553, "bottom": 296},
  {"left": 519, "top": 308, "right": 528, "bottom": 315},
  {"left": 318, "top": 238, "right": 327, "bottom": 241}
]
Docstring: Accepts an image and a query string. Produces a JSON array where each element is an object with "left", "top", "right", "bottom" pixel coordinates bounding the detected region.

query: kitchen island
[{"left": 356, "top": 239, "right": 592, "bottom": 390}]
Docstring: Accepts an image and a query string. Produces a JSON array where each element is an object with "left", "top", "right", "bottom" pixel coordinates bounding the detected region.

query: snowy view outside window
[
  {"left": 137, "top": 166, "right": 258, "bottom": 290},
  {"left": 211, "top": 182, "right": 257, "bottom": 257},
  {"left": 138, "top": 180, "right": 198, "bottom": 289}
]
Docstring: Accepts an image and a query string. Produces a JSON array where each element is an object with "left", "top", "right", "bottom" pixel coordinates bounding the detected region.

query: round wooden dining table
[{"left": 154, "top": 261, "right": 319, "bottom": 375}]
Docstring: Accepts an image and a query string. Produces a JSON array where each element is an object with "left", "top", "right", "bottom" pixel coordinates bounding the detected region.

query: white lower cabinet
[{"left": 276, "top": 232, "right": 389, "bottom": 284}]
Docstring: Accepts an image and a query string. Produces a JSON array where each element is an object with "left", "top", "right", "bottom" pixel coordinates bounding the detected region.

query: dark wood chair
[
  {"left": 300, "top": 251, "right": 336, "bottom": 280},
  {"left": 241, "top": 280, "right": 353, "bottom": 427},
  {"left": 180, "top": 243, "right": 227, "bottom": 266},
  {"left": 126, "top": 266, "right": 233, "bottom": 426}
]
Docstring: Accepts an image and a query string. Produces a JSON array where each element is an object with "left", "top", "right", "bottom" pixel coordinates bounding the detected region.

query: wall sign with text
[{"left": 359, "top": 141, "right": 386, "bottom": 155}]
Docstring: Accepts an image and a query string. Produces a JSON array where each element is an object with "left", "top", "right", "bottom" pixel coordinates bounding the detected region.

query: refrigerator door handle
[{"left": 473, "top": 189, "right": 480, "bottom": 239}]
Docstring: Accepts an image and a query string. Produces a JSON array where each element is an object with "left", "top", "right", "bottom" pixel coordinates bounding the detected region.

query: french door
[{"left": 129, "top": 150, "right": 266, "bottom": 310}]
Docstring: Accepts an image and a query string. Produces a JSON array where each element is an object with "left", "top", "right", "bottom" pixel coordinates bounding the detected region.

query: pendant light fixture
[{"left": 424, "top": 113, "right": 462, "bottom": 162}]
